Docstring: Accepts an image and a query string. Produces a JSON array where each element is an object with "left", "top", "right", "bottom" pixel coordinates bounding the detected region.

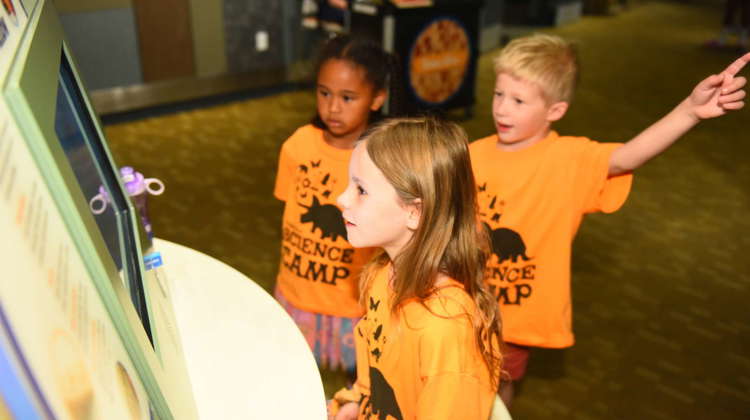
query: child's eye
[
  {"left": 318, "top": 89, "right": 330, "bottom": 97},
  {"left": 343, "top": 95, "right": 354, "bottom": 102},
  {"left": 514, "top": 98, "right": 523, "bottom": 105},
  {"left": 357, "top": 185, "right": 367, "bottom": 195},
  {"left": 494, "top": 92, "right": 503, "bottom": 98}
]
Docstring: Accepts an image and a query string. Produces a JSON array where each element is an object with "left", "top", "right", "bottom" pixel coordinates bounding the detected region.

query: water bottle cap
[
  {"left": 120, "top": 166, "right": 146, "bottom": 195},
  {"left": 120, "top": 166, "right": 135, "bottom": 181}
]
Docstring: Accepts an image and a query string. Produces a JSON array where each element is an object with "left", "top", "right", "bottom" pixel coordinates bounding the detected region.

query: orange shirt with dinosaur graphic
[
  {"left": 345, "top": 265, "right": 496, "bottom": 420},
  {"left": 274, "top": 125, "right": 374, "bottom": 317},
  {"left": 470, "top": 131, "right": 632, "bottom": 348}
]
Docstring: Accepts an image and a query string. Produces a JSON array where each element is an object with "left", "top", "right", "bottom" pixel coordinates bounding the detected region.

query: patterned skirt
[{"left": 274, "top": 287, "right": 358, "bottom": 374}]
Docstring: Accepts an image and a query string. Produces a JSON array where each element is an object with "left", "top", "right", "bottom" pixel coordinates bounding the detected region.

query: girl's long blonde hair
[{"left": 358, "top": 116, "right": 503, "bottom": 388}]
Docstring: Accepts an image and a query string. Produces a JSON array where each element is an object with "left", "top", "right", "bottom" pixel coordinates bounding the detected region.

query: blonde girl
[{"left": 331, "top": 117, "right": 503, "bottom": 420}]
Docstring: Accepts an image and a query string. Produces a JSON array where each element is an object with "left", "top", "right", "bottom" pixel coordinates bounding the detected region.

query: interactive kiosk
[{"left": 0, "top": 0, "right": 326, "bottom": 418}]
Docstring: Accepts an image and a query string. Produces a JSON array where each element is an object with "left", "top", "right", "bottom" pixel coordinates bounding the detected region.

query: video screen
[
  {"left": 52, "top": 50, "right": 151, "bottom": 342},
  {"left": 54, "top": 80, "right": 123, "bottom": 273}
]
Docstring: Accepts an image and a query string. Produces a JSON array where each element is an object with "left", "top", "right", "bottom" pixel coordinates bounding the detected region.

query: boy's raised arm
[{"left": 608, "top": 52, "right": 750, "bottom": 177}]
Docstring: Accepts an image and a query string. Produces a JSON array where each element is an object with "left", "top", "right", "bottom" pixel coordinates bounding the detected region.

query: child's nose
[
  {"left": 337, "top": 186, "right": 350, "bottom": 208},
  {"left": 329, "top": 97, "right": 341, "bottom": 113},
  {"left": 495, "top": 98, "right": 508, "bottom": 114}
]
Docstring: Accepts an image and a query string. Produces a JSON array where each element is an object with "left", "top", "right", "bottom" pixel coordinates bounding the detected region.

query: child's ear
[
  {"left": 406, "top": 198, "right": 421, "bottom": 231},
  {"left": 370, "top": 89, "right": 387, "bottom": 111},
  {"left": 546, "top": 101, "right": 569, "bottom": 122}
]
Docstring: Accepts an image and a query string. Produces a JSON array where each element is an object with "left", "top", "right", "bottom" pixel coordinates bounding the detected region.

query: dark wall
[{"left": 224, "top": 0, "right": 287, "bottom": 73}]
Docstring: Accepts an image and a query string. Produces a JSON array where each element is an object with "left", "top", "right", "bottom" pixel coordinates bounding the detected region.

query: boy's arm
[{"left": 608, "top": 52, "right": 750, "bottom": 176}]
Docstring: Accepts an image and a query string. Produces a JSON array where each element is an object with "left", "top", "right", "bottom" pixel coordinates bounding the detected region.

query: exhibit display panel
[
  {"left": 0, "top": 101, "right": 155, "bottom": 418},
  {"left": 0, "top": 0, "right": 197, "bottom": 418}
]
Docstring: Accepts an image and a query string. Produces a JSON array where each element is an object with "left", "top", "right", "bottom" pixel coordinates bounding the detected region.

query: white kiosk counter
[{"left": 154, "top": 238, "right": 327, "bottom": 420}]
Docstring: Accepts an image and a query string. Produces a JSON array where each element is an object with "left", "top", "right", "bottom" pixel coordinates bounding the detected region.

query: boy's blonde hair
[{"left": 494, "top": 33, "right": 578, "bottom": 103}]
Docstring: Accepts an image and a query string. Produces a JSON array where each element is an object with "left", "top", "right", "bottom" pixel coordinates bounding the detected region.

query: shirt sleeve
[
  {"left": 574, "top": 140, "right": 633, "bottom": 214},
  {"left": 273, "top": 140, "right": 296, "bottom": 202}
]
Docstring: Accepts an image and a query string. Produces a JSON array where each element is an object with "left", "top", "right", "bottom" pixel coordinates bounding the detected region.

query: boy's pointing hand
[{"left": 688, "top": 52, "right": 749, "bottom": 120}]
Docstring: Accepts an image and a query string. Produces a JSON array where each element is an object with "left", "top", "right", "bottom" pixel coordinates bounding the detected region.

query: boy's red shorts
[{"left": 503, "top": 343, "right": 530, "bottom": 381}]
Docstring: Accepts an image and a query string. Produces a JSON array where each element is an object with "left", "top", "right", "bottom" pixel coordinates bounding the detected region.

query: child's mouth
[
  {"left": 497, "top": 122, "right": 512, "bottom": 132},
  {"left": 327, "top": 119, "right": 343, "bottom": 129}
]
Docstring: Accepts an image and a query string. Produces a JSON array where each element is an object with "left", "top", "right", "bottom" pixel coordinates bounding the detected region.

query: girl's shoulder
[
  {"left": 283, "top": 124, "right": 324, "bottom": 146},
  {"left": 283, "top": 124, "right": 355, "bottom": 164},
  {"left": 402, "top": 280, "right": 476, "bottom": 327},
  {"left": 425, "top": 281, "right": 475, "bottom": 318},
  {"left": 279, "top": 125, "right": 326, "bottom": 160}
]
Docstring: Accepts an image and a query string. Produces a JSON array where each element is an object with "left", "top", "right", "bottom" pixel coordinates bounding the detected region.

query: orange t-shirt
[
  {"left": 274, "top": 124, "right": 375, "bottom": 317},
  {"left": 349, "top": 266, "right": 496, "bottom": 420},
  {"left": 469, "top": 131, "right": 633, "bottom": 348}
]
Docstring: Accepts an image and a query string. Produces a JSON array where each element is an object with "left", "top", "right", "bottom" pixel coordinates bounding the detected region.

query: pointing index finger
[{"left": 723, "top": 52, "right": 750, "bottom": 78}]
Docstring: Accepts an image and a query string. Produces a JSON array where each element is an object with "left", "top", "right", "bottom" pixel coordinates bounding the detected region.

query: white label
[{"left": 255, "top": 31, "right": 268, "bottom": 52}]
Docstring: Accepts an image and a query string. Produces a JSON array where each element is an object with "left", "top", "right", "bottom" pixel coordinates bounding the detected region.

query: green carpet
[{"left": 104, "top": 1, "right": 750, "bottom": 418}]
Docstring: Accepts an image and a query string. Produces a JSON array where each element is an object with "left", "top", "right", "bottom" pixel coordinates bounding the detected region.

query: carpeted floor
[{"left": 104, "top": 1, "right": 750, "bottom": 418}]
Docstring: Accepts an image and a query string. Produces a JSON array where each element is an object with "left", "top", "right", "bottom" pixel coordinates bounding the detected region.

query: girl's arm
[
  {"left": 331, "top": 401, "right": 359, "bottom": 420},
  {"left": 608, "top": 53, "right": 749, "bottom": 177}
]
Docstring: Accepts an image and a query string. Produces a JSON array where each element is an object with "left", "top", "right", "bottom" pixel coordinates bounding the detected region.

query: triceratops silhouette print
[
  {"left": 363, "top": 367, "right": 403, "bottom": 420},
  {"left": 483, "top": 222, "right": 531, "bottom": 264},
  {"left": 300, "top": 196, "right": 347, "bottom": 241}
]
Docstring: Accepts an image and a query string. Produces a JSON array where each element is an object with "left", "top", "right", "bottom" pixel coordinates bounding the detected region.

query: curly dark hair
[{"left": 311, "top": 33, "right": 407, "bottom": 128}]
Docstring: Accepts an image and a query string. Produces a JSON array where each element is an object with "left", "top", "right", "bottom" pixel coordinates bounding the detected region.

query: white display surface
[{"left": 154, "top": 238, "right": 327, "bottom": 420}]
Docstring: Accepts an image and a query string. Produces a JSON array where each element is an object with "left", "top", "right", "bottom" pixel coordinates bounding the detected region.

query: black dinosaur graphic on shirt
[
  {"left": 361, "top": 296, "right": 402, "bottom": 419},
  {"left": 483, "top": 222, "right": 531, "bottom": 264},
  {"left": 299, "top": 195, "right": 347, "bottom": 241},
  {"left": 363, "top": 367, "right": 403, "bottom": 420}
]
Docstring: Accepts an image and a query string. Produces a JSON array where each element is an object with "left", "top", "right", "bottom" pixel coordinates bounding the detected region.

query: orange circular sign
[{"left": 409, "top": 18, "right": 470, "bottom": 104}]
